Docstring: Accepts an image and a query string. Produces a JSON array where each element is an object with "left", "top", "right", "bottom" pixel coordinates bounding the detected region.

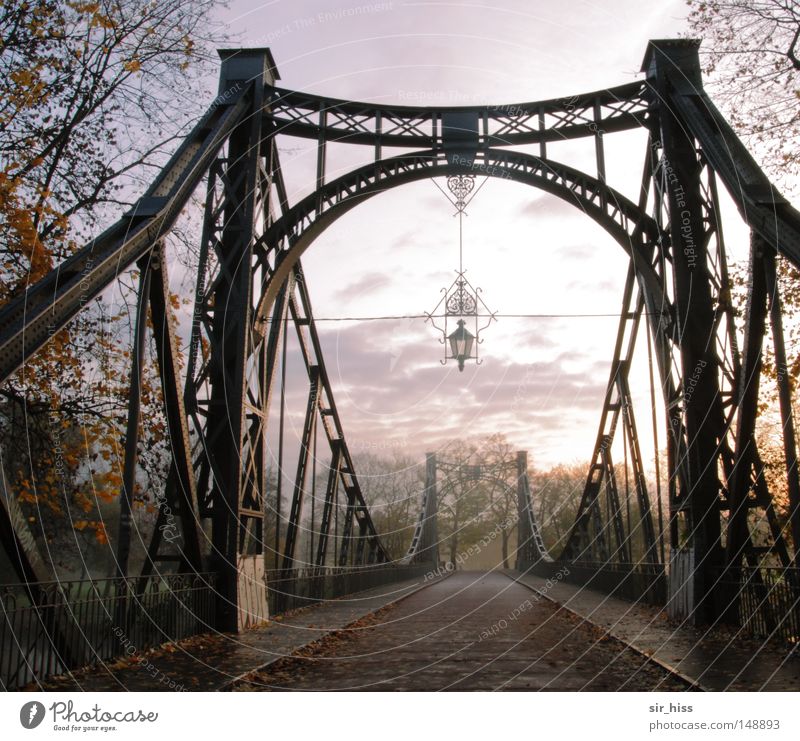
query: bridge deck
[
  {"left": 34, "top": 569, "right": 799, "bottom": 692},
  {"left": 232, "top": 571, "right": 687, "bottom": 691},
  {"left": 514, "top": 571, "right": 800, "bottom": 691}
]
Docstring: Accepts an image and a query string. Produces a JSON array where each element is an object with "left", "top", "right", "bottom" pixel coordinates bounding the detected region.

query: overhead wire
[{"left": 267, "top": 312, "right": 660, "bottom": 322}]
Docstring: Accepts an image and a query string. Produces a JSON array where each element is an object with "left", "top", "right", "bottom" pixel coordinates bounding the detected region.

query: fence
[
  {"left": 0, "top": 573, "right": 216, "bottom": 690},
  {"left": 528, "top": 558, "right": 800, "bottom": 645},
  {"left": 714, "top": 566, "right": 800, "bottom": 645},
  {"left": 266, "top": 564, "right": 430, "bottom": 614},
  {"left": 528, "top": 559, "right": 667, "bottom": 606}
]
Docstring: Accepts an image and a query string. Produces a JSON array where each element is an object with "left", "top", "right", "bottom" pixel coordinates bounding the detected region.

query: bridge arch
[
  {"left": 249, "top": 148, "right": 682, "bottom": 583},
  {"left": 253, "top": 149, "right": 669, "bottom": 336}
]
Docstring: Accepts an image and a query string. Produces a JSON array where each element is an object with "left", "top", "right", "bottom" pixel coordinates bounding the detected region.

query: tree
[
  {"left": 686, "top": 0, "right": 800, "bottom": 190},
  {"left": 354, "top": 451, "right": 423, "bottom": 560},
  {"left": 688, "top": 2, "right": 800, "bottom": 562},
  {"left": 529, "top": 462, "right": 587, "bottom": 552},
  {"left": 0, "top": 0, "right": 219, "bottom": 275},
  {"left": 436, "top": 440, "right": 492, "bottom": 566},
  {"left": 0, "top": 0, "right": 223, "bottom": 576},
  {"left": 477, "top": 434, "right": 519, "bottom": 569}
]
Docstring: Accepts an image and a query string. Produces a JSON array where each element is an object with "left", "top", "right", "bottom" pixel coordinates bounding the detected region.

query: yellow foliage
[
  {"left": 68, "top": 2, "right": 101, "bottom": 12},
  {"left": 89, "top": 12, "right": 115, "bottom": 30},
  {"left": 94, "top": 524, "right": 108, "bottom": 545}
]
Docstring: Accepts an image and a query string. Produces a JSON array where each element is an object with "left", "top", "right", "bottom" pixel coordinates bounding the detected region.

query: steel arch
[{"left": 252, "top": 149, "right": 669, "bottom": 336}]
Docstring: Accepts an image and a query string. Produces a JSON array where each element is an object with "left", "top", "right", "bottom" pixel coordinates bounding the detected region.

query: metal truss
[
  {"left": 562, "top": 264, "right": 657, "bottom": 566},
  {"left": 3, "top": 40, "right": 800, "bottom": 632},
  {"left": 264, "top": 81, "right": 649, "bottom": 151},
  {"left": 515, "top": 451, "right": 554, "bottom": 569}
]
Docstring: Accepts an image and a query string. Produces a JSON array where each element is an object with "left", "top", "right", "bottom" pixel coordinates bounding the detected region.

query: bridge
[{"left": 2, "top": 38, "right": 800, "bottom": 691}]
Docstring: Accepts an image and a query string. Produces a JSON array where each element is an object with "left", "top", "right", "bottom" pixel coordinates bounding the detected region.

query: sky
[{"left": 205, "top": 0, "right": 754, "bottom": 478}]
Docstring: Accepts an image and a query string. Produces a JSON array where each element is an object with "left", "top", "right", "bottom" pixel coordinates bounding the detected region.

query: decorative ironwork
[
  {"left": 445, "top": 275, "right": 478, "bottom": 315},
  {"left": 425, "top": 175, "right": 495, "bottom": 369},
  {"left": 425, "top": 271, "right": 496, "bottom": 369},
  {"left": 446, "top": 174, "right": 475, "bottom": 212}
]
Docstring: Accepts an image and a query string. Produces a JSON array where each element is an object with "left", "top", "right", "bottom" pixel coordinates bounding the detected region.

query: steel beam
[
  {"left": 420, "top": 453, "right": 439, "bottom": 565},
  {"left": 281, "top": 367, "right": 319, "bottom": 571},
  {"left": 563, "top": 264, "right": 639, "bottom": 563},
  {"left": 115, "top": 257, "right": 153, "bottom": 579},
  {"left": 252, "top": 151, "right": 667, "bottom": 336},
  {"left": 315, "top": 441, "right": 342, "bottom": 568},
  {"left": 147, "top": 244, "right": 203, "bottom": 573},
  {"left": 646, "top": 39, "right": 727, "bottom": 623},
  {"left": 338, "top": 487, "right": 357, "bottom": 567},
  {"left": 0, "top": 454, "right": 51, "bottom": 587},
  {"left": 264, "top": 80, "right": 649, "bottom": 149},
  {"left": 0, "top": 89, "right": 252, "bottom": 387},
  {"left": 206, "top": 50, "right": 272, "bottom": 632},
  {"left": 725, "top": 234, "right": 769, "bottom": 569}
]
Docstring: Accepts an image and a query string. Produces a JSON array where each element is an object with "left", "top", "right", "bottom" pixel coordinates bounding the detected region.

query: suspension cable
[{"left": 459, "top": 208, "right": 463, "bottom": 274}]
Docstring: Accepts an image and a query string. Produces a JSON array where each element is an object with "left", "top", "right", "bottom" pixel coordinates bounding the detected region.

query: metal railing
[
  {"left": 527, "top": 559, "right": 667, "bottom": 606},
  {"left": 266, "top": 564, "right": 430, "bottom": 615},
  {"left": 714, "top": 567, "right": 800, "bottom": 645},
  {"left": 0, "top": 573, "right": 216, "bottom": 689}
]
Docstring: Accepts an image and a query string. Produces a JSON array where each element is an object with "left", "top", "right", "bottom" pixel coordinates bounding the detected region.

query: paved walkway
[
  {"left": 512, "top": 570, "right": 800, "bottom": 691},
  {"left": 36, "top": 575, "right": 438, "bottom": 691},
  {"left": 231, "top": 571, "right": 688, "bottom": 691},
  {"left": 35, "top": 568, "right": 798, "bottom": 691}
]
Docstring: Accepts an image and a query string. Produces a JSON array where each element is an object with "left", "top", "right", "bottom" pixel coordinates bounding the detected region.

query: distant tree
[
  {"left": 353, "top": 451, "right": 422, "bottom": 560},
  {"left": 529, "top": 462, "right": 586, "bottom": 552},
  {"left": 437, "top": 440, "right": 491, "bottom": 567},
  {"left": 478, "top": 434, "right": 519, "bottom": 569}
]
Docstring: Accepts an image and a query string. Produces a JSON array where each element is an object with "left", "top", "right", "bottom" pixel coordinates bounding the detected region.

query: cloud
[
  {"left": 278, "top": 320, "right": 608, "bottom": 436},
  {"left": 565, "top": 276, "right": 619, "bottom": 293},
  {"left": 519, "top": 192, "right": 585, "bottom": 219},
  {"left": 333, "top": 271, "right": 393, "bottom": 303},
  {"left": 558, "top": 243, "right": 596, "bottom": 261}
]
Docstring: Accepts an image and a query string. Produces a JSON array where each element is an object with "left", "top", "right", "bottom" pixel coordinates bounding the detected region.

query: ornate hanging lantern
[{"left": 425, "top": 175, "right": 496, "bottom": 371}]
